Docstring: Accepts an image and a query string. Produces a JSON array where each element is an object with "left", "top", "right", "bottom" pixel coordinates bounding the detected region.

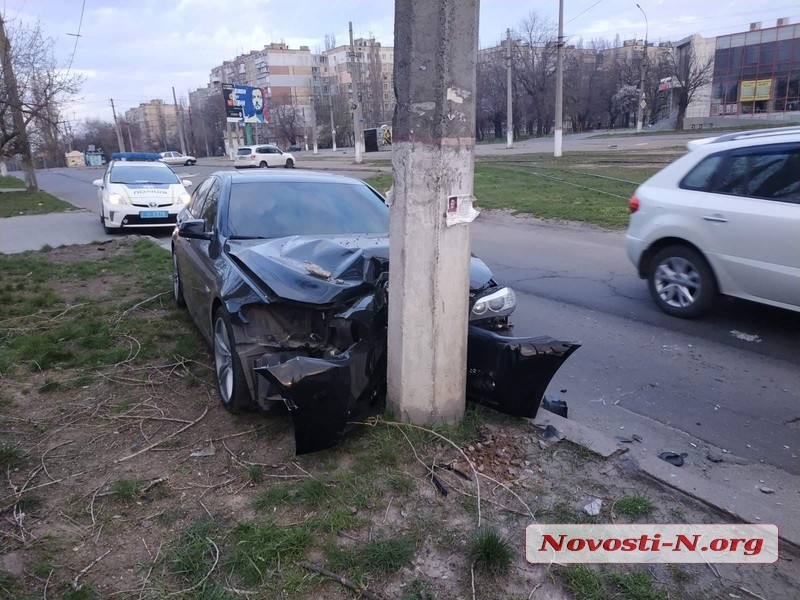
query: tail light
[
  {"left": 629, "top": 196, "right": 640, "bottom": 213},
  {"left": 250, "top": 154, "right": 256, "bottom": 159}
]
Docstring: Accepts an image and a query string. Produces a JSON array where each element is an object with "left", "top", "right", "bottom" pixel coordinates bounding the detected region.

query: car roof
[
  {"left": 687, "top": 126, "right": 800, "bottom": 150},
  {"left": 110, "top": 160, "right": 171, "bottom": 167},
  {"left": 215, "top": 169, "right": 365, "bottom": 185}
]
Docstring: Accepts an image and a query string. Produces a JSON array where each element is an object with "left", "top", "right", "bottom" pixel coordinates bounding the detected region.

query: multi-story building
[
  {"left": 323, "top": 37, "right": 395, "bottom": 128},
  {"left": 124, "top": 99, "right": 179, "bottom": 151},
  {"left": 710, "top": 18, "right": 800, "bottom": 121}
]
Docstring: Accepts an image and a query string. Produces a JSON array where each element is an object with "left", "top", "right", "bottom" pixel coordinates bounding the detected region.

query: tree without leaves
[
  {"left": 669, "top": 41, "right": 714, "bottom": 130},
  {"left": 0, "top": 14, "right": 83, "bottom": 190},
  {"left": 270, "top": 95, "right": 303, "bottom": 146},
  {"left": 512, "top": 12, "right": 558, "bottom": 137}
]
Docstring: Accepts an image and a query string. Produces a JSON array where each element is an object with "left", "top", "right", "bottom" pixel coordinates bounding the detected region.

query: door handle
[{"left": 703, "top": 214, "right": 728, "bottom": 223}]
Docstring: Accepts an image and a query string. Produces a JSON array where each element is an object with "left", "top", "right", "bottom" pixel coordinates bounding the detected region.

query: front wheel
[
  {"left": 100, "top": 211, "right": 116, "bottom": 235},
  {"left": 647, "top": 246, "right": 717, "bottom": 318},
  {"left": 285, "top": 158, "right": 294, "bottom": 168},
  {"left": 212, "top": 308, "right": 252, "bottom": 413}
]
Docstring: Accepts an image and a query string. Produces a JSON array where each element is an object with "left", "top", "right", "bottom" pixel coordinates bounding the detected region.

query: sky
[{"left": 2, "top": 0, "right": 798, "bottom": 127}]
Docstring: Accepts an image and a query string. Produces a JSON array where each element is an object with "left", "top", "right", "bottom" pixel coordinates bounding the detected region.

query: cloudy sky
[{"left": 2, "top": 0, "right": 797, "bottom": 126}]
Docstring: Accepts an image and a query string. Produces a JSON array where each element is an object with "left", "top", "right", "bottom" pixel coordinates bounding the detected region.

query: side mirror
[
  {"left": 92, "top": 179, "right": 103, "bottom": 188},
  {"left": 178, "top": 218, "right": 212, "bottom": 240},
  {"left": 182, "top": 179, "right": 192, "bottom": 187}
]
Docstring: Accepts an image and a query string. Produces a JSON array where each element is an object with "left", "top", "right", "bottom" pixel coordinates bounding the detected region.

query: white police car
[{"left": 93, "top": 153, "right": 192, "bottom": 234}]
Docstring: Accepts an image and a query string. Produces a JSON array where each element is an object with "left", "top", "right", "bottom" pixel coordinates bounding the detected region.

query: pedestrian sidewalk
[{"left": 0, "top": 210, "right": 114, "bottom": 254}]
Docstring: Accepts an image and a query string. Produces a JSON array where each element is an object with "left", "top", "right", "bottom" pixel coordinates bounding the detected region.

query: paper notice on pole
[{"left": 445, "top": 195, "right": 480, "bottom": 227}]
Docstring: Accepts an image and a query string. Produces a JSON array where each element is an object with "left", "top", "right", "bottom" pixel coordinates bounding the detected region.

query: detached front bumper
[{"left": 256, "top": 326, "right": 579, "bottom": 455}]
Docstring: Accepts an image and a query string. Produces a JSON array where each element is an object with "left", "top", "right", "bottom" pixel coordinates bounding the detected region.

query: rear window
[
  {"left": 226, "top": 181, "right": 389, "bottom": 239},
  {"left": 237, "top": 148, "right": 252, "bottom": 156},
  {"left": 109, "top": 165, "right": 179, "bottom": 184}
]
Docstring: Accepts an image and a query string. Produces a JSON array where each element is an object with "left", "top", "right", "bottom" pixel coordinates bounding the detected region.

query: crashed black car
[{"left": 171, "top": 170, "right": 579, "bottom": 454}]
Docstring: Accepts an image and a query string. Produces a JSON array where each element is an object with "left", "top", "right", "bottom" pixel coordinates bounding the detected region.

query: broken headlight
[{"left": 470, "top": 286, "right": 516, "bottom": 321}]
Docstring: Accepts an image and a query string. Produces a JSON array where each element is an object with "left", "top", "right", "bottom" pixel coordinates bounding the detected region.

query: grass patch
[
  {"left": 608, "top": 570, "right": 668, "bottom": 600},
  {"left": 614, "top": 493, "right": 655, "bottom": 518},
  {"left": 111, "top": 478, "right": 140, "bottom": 502},
  {"left": 0, "top": 444, "right": 23, "bottom": 471},
  {"left": 0, "top": 190, "right": 74, "bottom": 217},
  {"left": 0, "top": 175, "right": 25, "bottom": 188},
  {"left": 168, "top": 518, "right": 220, "bottom": 585},
  {"left": 229, "top": 521, "right": 315, "bottom": 584},
  {"left": 468, "top": 527, "right": 514, "bottom": 575},
  {"left": 560, "top": 565, "right": 606, "bottom": 600},
  {"left": 364, "top": 153, "right": 665, "bottom": 229},
  {"left": 543, "top": 501, "right": 598, "bottom": 524},
  {"left": 327, "top": 536, "right": 416, "bottom": 579}
]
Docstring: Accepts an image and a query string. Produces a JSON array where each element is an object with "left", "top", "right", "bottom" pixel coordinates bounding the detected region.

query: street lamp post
[{"left": 635, "top": 3, "right": 649, "bottom": 133}]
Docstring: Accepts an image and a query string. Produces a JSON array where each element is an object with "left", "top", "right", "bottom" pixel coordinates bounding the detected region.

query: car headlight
[
  {"left": 179, "top": 192, "right": 191, "bottom": 204},
  {"left": 108, "top": 193, "right": 125, "bottom": 205},
  {"left": 470, "top": 287, "right": 516, "bottom": 321}
]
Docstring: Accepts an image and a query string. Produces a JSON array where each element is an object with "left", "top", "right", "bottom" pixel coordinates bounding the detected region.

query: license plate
[{"left": 139, "top": 210, "right": 169, "bottom": 218}]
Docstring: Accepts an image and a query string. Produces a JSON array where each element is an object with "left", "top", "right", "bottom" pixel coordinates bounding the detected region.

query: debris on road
[
  {"left": 707, "top": 450, "right": 724, "bottom": 463},
  {"left": 583, "top": 499, "right": 603, "bottom": 516},
  {"left": 658, "top": 451, "right": 688, "bottom": 467}
]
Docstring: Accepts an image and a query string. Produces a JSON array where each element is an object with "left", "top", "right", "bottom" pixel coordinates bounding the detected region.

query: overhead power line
[{"left": 65, "top": 0, "right": 87, "bottom": 72}]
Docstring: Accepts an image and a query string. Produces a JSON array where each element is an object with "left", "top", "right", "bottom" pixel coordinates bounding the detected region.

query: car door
[
  {"left": 696, "top": 143, "right": 800, "bottom": 307},
  {"left": 266, "top": 146, "right": 283, "bottom": 167},
  {"left": 178, "top": 177, "right": 213, "bottom": 325},
  {"left": 191, "top": 178, "right": 223, "bottom": 337}
]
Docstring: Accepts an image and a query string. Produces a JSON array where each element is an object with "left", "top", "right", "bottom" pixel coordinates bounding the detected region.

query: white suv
[
  {"left": 626, "top": 127, "right": 799, "bottom": 318},
  {"left": 234, "top": 145, "right": 295, "bottom": 169}
]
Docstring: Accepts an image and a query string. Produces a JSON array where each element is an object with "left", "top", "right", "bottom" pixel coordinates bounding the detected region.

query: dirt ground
[{"left": 0, "top": 239, "right": 797, "bottom": 600}]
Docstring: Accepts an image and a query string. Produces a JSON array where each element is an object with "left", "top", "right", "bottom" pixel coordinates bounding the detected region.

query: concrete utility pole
[
  {"left": 635, "top": 3, "right": 649, "bottom": 133},
  {"left": 554, "top": 0, "right": 564, "bottom": 157},
  {"left": 506, "top": 28, "right": 513, "bottom": 149},
  {"left": 348, "top": 21, "right": 364, "bottom": 163},
  {"left": 310, "top": 95, "right": 319, "bottom": 154},
  {"left": 110, "top": 98, "right": 126, "bottom": 153},
  {"left": 388, "top": 0, "right": 479, "bottom": 425},
  {"left": 0, "top": 14, "right": 37, "bottom": 191},
  {"left": 126, "top": 121, "right": 135, "bottom": 152},
  {"left": 172, "top": 86, "right": 188, "bottom": 154},
  {"left": 328, "top": 88, "right": 337, "bottom": 152}
]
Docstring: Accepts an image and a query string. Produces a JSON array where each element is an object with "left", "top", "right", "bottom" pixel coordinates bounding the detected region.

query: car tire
[
  {"left": 100, "top": 211, "right": 117, "bottom": 235},
  {"left": 647, "top": 246, "right": 717, "bottom": 319},
  {"left": 285, "top": 158, "right": 294, "bottom": 168},
  {"left": 212, "top": 307, "right": 252, "bottom": 413},
  {"left": 259, "top": 161, "right": 269, "bottom": 169},
  {"left": 172, "top": 250, "right": 186, "bottom": 308},
  {"left": 185, "top": 160, "right": 192, "bottom": 166}
]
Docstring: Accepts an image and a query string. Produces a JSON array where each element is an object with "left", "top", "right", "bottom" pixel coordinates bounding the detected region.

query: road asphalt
[{"left": 0, "top": 135, "right": 800, "bottom": 548}]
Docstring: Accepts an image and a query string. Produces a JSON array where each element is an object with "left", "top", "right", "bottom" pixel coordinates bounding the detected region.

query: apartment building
[
  {"left": 323, "top": 37, "right": 395, "bottom": 128},
  {"left": 123, "top": 99, "right": 179, "bottom": 151}
]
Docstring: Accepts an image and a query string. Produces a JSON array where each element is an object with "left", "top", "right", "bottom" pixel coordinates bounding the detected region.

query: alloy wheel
[
  {"left": 653, "top": 256, "right": 701, "bottom": 309},
  {"left": 213, "top": 317, "right": 234, "bottom": 402}
]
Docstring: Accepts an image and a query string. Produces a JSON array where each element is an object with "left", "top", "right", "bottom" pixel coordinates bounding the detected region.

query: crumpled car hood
[{"left": 228, "top": 234, "right": 495, "bottom": 305}]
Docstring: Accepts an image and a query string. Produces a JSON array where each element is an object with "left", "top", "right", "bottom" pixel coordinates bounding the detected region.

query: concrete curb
[{"left": 530, "top": 408, "right": 800, "bottom": 551}]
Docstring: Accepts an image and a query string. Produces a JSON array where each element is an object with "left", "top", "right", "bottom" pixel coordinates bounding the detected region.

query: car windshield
[
  {"left": 227, "top": 181, "right": 389, "bottom": 239},
  {"left": 110, "top": 165, "right": 179, "bottom": 184},
  {"left": 237, "top": 148, "right": 252, "bottom": 156}
]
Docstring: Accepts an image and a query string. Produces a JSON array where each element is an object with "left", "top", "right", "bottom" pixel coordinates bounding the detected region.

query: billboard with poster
[{"left": 222, "top": 83, "right": 269, "bottom": 123}]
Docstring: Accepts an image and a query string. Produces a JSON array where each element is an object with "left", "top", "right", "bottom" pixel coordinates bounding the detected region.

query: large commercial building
[{"left": 711, "top": 19, "right": 800, "bottom": 120}]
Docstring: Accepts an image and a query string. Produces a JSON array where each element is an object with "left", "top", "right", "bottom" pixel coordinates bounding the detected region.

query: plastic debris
[
  {"left": 583, "top": 499, "right": 603, "bottom": 516},
  {"left": 190, "top": 443, "right": 215, "bottom": 458}
]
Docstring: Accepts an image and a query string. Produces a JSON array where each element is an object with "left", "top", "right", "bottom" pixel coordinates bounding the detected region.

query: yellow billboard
[{"left": 740, "top": 79, "right": 772, "bottom": 102}]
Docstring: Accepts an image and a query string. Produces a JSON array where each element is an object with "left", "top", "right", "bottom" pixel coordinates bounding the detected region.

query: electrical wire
[
  {"left": 65, "top": 0, "right": 86, "bottom": 72},
  {"left": 566, "top": 0, "right": 606, "bottom": 27}
]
